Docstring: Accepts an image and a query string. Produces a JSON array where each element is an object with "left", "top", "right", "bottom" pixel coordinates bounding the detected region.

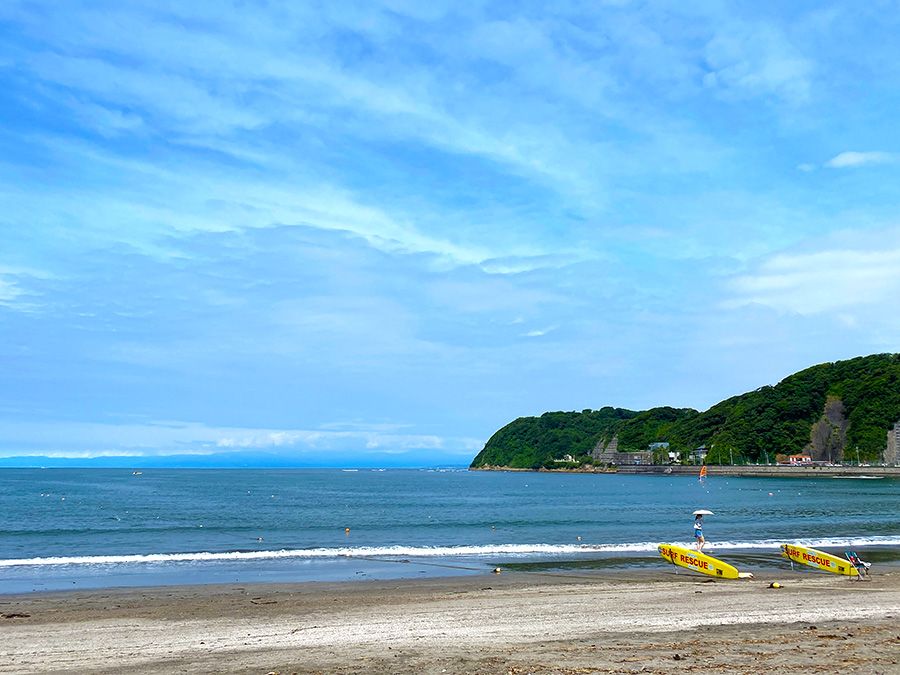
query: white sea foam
[{"left": 1, "top": 536, "right": 898, "bottom": 568}]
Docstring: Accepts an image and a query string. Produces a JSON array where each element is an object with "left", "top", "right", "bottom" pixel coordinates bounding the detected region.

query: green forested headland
[{"left": 470, "top": 354, "right": 900, "bottom": 469}]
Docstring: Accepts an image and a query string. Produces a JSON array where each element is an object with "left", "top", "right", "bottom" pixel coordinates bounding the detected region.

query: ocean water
[{"left": 1, "top": 468, "right": 898, "bottom": 593}]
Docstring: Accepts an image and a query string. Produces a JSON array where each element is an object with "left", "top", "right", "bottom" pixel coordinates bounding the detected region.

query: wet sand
[{"left": 2, "top": 569, "right": 899, "bottom": 674}]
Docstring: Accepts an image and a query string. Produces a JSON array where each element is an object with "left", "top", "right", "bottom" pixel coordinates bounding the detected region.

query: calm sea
[{"left": 1, "top": 468, "right": 898, "bottom": 593}]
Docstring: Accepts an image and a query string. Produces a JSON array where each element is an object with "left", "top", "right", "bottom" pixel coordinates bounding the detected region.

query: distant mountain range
[{"left": 471, "top": 354, "right": 900, "bottom": 469}]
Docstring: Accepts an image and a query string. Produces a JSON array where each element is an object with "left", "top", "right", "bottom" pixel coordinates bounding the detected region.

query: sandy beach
[{"left": 2, "top": 568, "right": 899, "bottom": 674}]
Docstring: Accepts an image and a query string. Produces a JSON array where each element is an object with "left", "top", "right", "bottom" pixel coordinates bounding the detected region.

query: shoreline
[
  {"left": 3, "top": 568, "right": 899, "bottom": 673},
  {"left": 7, "top": 542, "right": 900, "bottom": 596},
  {"left": 472, "top": 464, "right": 900, "bottom": 478}
]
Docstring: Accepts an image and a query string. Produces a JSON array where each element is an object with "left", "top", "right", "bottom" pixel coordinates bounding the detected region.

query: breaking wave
[{"left": 2, "top": 536, "right": 899, "bottom": 568}]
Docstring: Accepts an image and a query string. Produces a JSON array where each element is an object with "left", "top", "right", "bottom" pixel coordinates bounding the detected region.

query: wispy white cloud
[
  {"left": 4, "top": 0, "right": 755, "bottom": 220},
  {"left": 0, "top": 276, "right": 24, "bottom": 305},
  {"left": 7, "top": 4, "right": 608, "bottom": 206},
  {"left": 522, "top": 326, "right": 558, "bottom": 338},
  {"left": 0, "top": 266, "right": 48, "bottom": 311},
  {"left": 29, "top": 54, "right": 265, "bottom": 134},
  {"left": 824, "top": 151, "right": 896, "bottom": 169},
  {"left": 703, "top": 21, "right": 812, "bottom": 104},
  {"left": 6, "top": 135, "right": 518, "bottom": 270},
  {"left": 725, "top": 230, "right": 900, "bottom": 314}
]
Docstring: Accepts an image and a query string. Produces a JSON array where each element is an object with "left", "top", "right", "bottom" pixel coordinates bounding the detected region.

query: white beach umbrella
[{"left": 692, "top": 509, "right": 714, "bottom": 515}]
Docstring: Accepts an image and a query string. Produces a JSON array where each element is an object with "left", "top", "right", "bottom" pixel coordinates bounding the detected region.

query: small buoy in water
[
  {"left": 768, "top": 492, "right": 774, "bottom": 496},
  {"left": 769, "top": 582, "right": 782, "bottom": 589},
  {"left": 576, "top": 536, "right": 582, "bottom": 541},
  {"left": 493, "top": 567, "right": 502, "bottom": 574}
]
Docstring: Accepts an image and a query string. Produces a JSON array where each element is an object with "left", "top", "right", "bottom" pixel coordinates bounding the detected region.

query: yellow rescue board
[
  {"left": 780, "top": 544, "right": 859, "bottom": 577},
  {"left": 658, "top": 543, "right": 740, "bottom": 579}
]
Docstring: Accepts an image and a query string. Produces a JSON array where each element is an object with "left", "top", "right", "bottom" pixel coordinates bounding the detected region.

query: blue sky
[{"left": 1, "top": 1, "right": 899, "bottom": 466}]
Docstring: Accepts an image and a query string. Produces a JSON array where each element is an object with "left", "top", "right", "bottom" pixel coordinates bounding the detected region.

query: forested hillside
[{"left": 470, "top": 354, "right": 900, "bottom": 469}]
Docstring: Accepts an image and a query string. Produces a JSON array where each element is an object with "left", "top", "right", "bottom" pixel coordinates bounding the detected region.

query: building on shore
[{"left": 691, "top": 446, "right": 709, "bottom": 464}]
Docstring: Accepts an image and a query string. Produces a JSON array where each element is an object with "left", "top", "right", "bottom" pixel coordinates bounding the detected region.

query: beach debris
[
  {"left": 673, "top": 654, "right": 683, "bottom": 661},
  {"left": 769, "top": 582, "right": 783, "bottom": 589},
  {"left": 250, "top": 598, "right": 277, "bottom": 605},
  {"left": 1, "top": 613, "right": 30, "bottom": 619}
]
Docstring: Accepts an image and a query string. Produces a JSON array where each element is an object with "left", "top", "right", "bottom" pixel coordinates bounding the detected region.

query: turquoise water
[{"left": 1, "top": 468, "right": 897, "bottom": 592}]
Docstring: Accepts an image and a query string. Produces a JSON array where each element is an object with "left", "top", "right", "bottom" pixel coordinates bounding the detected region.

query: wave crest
[{"left": 2, "top": 536, "right": 898, "bottom": 568}]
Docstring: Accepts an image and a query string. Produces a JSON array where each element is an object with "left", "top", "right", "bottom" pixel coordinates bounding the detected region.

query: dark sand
[{"left": 2, "top": 569, "right": 898, "bottom": 674}]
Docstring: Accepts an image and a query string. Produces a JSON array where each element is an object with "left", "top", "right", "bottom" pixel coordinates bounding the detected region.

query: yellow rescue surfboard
[
  {"left": 658, "top": 543, "right": 741, "bottom": 579},
  {"left": 780, "top": 544, "right": 859, "bottom": 577}
]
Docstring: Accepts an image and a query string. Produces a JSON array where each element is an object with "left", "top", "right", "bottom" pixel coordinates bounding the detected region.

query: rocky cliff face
[
  {"left": 591, "top": 435, "right": 618, "bottom": 461},
  {"left": 806, "top": 396, "right": 848, "bottom": 462},
  {"left": 886, "top": 422, "right": 900, "bottom": 464}
]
